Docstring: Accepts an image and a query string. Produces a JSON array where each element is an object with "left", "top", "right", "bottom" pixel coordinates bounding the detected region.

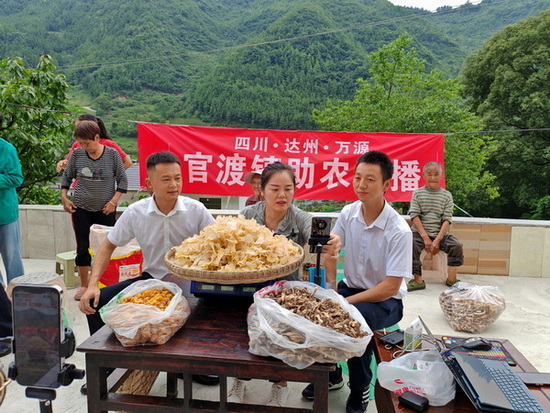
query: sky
[{"left": 388, "top": 0, "right": 471, "bottom": 12}]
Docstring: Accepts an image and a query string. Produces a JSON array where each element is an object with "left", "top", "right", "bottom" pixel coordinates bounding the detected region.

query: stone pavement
[{"left": 1, "top": 259, "right": 548, "bottom": 412}]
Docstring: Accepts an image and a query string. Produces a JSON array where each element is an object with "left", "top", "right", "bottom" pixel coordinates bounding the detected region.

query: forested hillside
[
  {"left": 0, "top": 0, "right": 548, "bottom": 133},
  {"left": 432, "top": 0, "right": 550, "bottom": 55}
]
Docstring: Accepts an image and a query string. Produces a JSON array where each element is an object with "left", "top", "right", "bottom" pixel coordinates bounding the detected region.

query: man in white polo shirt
[
  {"left": 302, "top": 151, "right": 412, "bottom": 413},
  {"left": 78, "top": 151, "right": 216, "bottom": 392},
  {"left": 79, "top": 151, "right": 214, "bottom": 330}
]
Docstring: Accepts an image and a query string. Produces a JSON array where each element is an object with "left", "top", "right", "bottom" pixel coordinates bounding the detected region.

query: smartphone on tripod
[{"left": 12, "top": 284, "right": 64, "bottom": 388}]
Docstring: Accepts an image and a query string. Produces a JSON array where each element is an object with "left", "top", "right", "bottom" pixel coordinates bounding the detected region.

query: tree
[
  {"left": 313, "top": 34, "right": 498, "bottom": 214},
  {"left": 462, "top": 10, "right": 550, "bottom": 218},
  {"left": 0, "top": 55, "right": 74, "bottom": 204}
]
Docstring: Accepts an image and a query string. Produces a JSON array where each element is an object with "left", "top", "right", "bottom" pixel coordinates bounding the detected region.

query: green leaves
[
  {"left": 462, "top": 10, "right": 550, "bottom": 218},
  {"left": 0, "top": 55, "right": 74, "bottom": 204},
  {"left": 313, "top": 34, "right": 498, "bottom": 215}
]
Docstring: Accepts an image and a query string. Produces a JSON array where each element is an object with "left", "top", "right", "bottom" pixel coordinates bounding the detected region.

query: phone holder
[
  {"left": 7, "top": 327, "right": 84, "bottom": 413},
  {"left": 308, "top": 217, "right": 333, "bottom": 287},
  {"left": 307, "top": 237, "right": 330, "bottom": 286}
]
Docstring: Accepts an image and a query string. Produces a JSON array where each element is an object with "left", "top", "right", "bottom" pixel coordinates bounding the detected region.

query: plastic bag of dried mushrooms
[
  {"left": 100, "top": 279, "right": 191, "bottom": 346},
  {"left": 248, "top": 281, "right": 372, "bottom": 369},
  {"left": 439, "top": 282, "right": 505, "bottom": 334}
]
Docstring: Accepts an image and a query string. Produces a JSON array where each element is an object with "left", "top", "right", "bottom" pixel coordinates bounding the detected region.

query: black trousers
[
  {"left": 72, "top": 207, "right": 116, "bottom": 267},
  {"left": 336, "top": 280, "right": 403, "bottom": 392},
  {"left": 0, "top": 286, "right": 12, "bottom": 337}
]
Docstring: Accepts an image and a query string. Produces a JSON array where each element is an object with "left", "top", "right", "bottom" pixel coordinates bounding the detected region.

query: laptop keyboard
[{"left": 483, "top": 360, "right": 546, "bottom": 413}]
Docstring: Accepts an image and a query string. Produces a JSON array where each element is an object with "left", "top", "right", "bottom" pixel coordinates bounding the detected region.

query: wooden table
[
  {"left": 77, "top": 275, "right": 334, "bottom": 413},
  {"left": 372, "top": 331, "right": 550, "bottom": 412}
]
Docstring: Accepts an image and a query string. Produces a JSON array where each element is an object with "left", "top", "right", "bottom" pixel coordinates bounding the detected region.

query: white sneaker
[
  {"left": 266, "top": 383, "right": 289, "bottom": 406},
  {"left": 228, "top": 378, "right": 245, "bottom": 403}
]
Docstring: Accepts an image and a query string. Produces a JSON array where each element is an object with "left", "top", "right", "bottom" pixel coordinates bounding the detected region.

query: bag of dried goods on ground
[
  {"left": 248, "top": 281, "right": 372, "bottom": 369},
  {"left": 100, "top": 279, "right": 191, "bottom": 346},
  {"left": 439, "top": 282, "right": 505, "bottom": 334}
]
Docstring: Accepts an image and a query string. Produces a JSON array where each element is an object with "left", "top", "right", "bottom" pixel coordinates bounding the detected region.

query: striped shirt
[
  {"left": 409, "top": 186, "right": 453, "bottom": 237},
  {"left": 61, "top": 146, "right": 127, "bottom": 212}
]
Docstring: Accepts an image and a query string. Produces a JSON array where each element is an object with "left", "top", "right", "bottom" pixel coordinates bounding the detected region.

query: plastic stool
[{"left": 55, "top": 250, "right": 77, "bottom": 289}]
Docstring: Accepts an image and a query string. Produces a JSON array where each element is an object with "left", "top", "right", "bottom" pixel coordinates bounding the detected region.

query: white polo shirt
[
  {"left": 334, "top": 201, "right": 412, "bottom": 299},
  {"left": 108, "top": 195, "right": 215, "bottom": 279}
]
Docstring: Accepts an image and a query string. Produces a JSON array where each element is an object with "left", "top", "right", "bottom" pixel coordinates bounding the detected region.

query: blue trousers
[
  {"left": 0, "top": 220, "right": 24, "bottom": 285},
  {"left": 338, "top": 280, "right": 403, "bottom": 391},
  {"left": 86, "top": 272, "right": 153, "bottom": 335}
]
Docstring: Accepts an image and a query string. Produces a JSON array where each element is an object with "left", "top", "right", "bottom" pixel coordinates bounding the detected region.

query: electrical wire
[
  {"left": 55, "top": 0, "right": 496, "bottom": 71},
  {"left": 2, "top": 99, "right": 549, "bottom": 136}
]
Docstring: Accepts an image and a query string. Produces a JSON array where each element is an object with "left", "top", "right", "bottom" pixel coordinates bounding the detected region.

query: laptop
[{"left": 418, "top": 317, "right": 546, "bottom": 413}]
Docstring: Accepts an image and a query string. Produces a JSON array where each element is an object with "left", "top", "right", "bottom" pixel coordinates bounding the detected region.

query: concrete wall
[{"left": 18, "top": 205, "right": 550, "bottom": 278}]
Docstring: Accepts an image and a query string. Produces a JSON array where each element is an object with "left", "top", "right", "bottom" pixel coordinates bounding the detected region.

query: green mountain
[
  {"left": 0, "top": 0, "right": 548, "bottom": 133},
  {"left": 432, "top": 0, "right": 550, "bottom": 56}
]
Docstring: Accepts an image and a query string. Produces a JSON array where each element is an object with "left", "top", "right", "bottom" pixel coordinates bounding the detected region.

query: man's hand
[
  {"left": 78, "top": 286, "right": 101, "bottom": 314},
  {"left": 422, "top": 236, "right": 432, "bottom": 253},
  {"left": 322, "top": 232, "right": 341, "bottom": 259},
  {"left": 430, "top": 240, "right": 441, "bottom": 255}
]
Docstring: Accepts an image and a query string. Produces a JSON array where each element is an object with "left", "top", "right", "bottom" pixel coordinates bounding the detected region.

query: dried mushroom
[{"left": 264, "top": 287, "right": 368, "bottom": 339}]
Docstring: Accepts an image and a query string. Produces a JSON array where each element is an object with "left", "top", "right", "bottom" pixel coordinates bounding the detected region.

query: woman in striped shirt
[{"left": 61, "top": 121, "right": 128, "bottom": 300}]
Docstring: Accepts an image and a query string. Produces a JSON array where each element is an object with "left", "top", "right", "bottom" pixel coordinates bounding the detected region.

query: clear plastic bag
[
  {"left": 247, "top": 281, "right": 372, "bottom": 369},
  {"left": 100, "top": 279, "right": 191, "bottom": 347},
  {"left": 439, "top": 282, "right": 505, "bottom": 333},
  {"left": 377, "top": 349, "right": 456, "bottom": 406},
  {"left": 89, "top": 224, "right": 141, "bottom": 258}
]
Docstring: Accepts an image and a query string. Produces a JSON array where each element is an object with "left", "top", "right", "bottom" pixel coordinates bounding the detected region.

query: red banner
[{"left": 137, "top": 123, "right": 444, "bottom": 202}]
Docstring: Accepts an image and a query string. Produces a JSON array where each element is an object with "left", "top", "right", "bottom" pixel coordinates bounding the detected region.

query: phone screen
[{"left": 12, "top": 285, "right": 63, "bottom": 388}]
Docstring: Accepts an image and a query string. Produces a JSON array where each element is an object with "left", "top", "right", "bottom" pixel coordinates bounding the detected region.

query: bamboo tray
[{"left": 164, "top": 244, "right": 304, "bottom": 285}]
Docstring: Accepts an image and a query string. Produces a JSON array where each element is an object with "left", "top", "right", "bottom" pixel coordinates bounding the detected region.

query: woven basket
[{"left": 164, "top": 244, "right": 304, "bottom": 285}]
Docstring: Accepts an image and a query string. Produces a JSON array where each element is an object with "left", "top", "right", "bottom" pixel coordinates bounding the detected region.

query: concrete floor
[{"left": 1, "top": 259, "right": 549, "bottom": 412}]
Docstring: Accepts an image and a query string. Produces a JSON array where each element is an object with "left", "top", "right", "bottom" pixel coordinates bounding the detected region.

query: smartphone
[
  {"left": 12, "top": 284, "right": 64, "bottom": 388},
  {"left": 378, "top": 330, "right": 405, "bottom": 346},
  {"left": 309, "top": 217, "right": 333, "bottom": 253},
  {"left": 310, "top": 217, "right": 332, "bottom": 239}
]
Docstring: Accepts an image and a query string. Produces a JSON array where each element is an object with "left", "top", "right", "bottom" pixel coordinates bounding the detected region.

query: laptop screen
[
  {"left": 416, "top": 316, "right": 546, "bottom": 413},
  {"left": 418, "top": 316, "right": 445, "bottom": 354}
]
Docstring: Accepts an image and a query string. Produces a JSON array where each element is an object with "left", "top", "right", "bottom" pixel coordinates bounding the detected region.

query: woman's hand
[
  {"left": 102, "top": 200, "right": 116, "bottom": 215},
  {"left": 62, "top": 199, "right": 77, "bottom": 213},
  {"left": 56, "top": 159, "right": 68, "bottom": 172}
]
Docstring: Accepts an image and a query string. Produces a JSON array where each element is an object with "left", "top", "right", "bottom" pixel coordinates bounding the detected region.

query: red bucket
[{"left": 97, "top": 250, "right": 143, "bottom": 288}]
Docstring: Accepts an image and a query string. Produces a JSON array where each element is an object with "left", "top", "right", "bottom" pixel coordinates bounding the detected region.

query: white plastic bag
[
  {"left": 89, "top": 224, "right": 141, "bottom": 258},
  {"left": 247, "top": 281, "right": 372, "bottom": 369},
  {"left": 439, "top": 282, "right": 505, "bottom": 333},
  {"left": 100, "top": 279, "right": 191, "bottom": 347},
  {"left": 378, "top": 349, "right": 456, "bottom": 406}
]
